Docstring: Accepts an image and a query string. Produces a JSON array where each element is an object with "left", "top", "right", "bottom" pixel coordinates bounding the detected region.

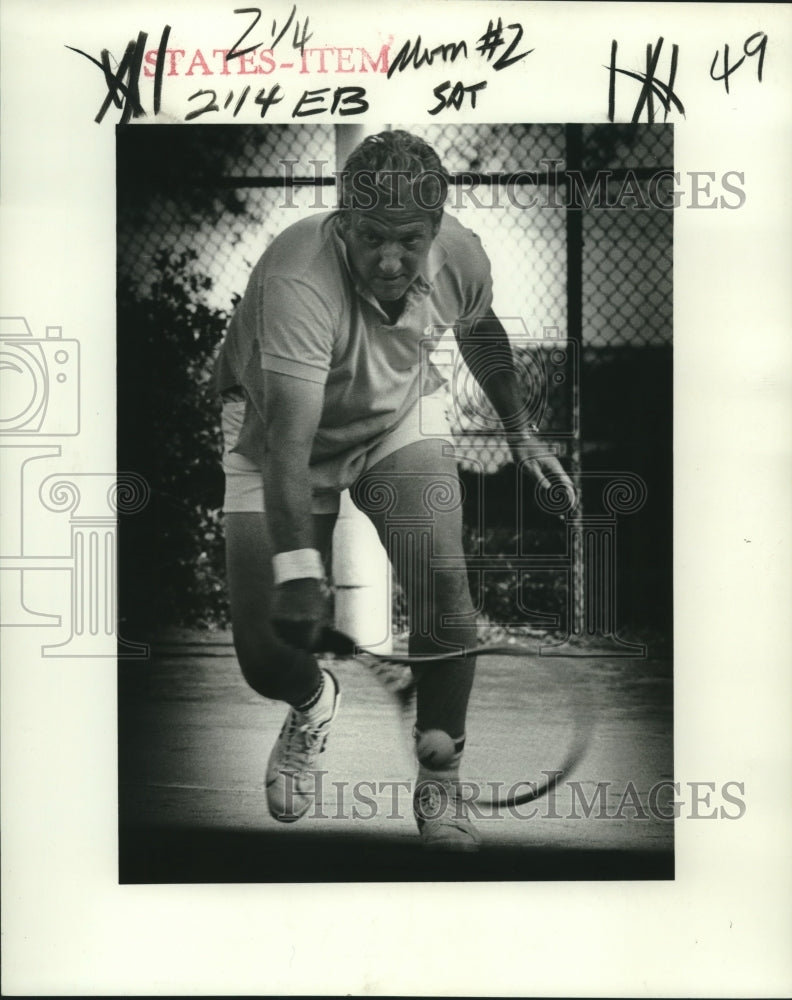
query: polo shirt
[{"left": 212, "top": 210, "right": 493, "bottom": 487}]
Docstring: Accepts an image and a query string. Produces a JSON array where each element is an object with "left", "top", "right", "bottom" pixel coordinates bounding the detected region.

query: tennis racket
[{"left": 317, "top": 625, "right": 593, "bottom": 809}]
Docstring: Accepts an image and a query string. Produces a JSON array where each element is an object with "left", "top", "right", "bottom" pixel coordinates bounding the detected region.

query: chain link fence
[{"left": 117, "top": 123, "right": 672, "bottom": 636}]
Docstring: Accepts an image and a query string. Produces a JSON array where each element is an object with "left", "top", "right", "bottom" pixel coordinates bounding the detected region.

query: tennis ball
[{"left": 416, "top": 729, "right": 457, "bottom": 769}]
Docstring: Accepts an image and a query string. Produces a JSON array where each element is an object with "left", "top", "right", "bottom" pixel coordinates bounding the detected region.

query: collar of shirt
[{"left": 329, "top": 215, "right": 448, "bottom": 321}]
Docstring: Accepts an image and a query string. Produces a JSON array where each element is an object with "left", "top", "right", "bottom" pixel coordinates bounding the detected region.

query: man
[{"left": 213, "top": 129, "right": 574, "bottom": 851}]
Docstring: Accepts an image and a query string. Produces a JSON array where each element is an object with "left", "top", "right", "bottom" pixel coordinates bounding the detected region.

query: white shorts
[{"left": 221, "top": 391, "right": 453, "bottom": 515}]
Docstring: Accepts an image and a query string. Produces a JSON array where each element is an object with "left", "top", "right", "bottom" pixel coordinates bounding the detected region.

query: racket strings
[{"left": 365, "top": 656, "right": 414, "bottom": 694}]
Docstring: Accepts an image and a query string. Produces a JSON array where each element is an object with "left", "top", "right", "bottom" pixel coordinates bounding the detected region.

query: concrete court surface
[{"left": 118, "top": 631, "right": 673, "bottom": 883}]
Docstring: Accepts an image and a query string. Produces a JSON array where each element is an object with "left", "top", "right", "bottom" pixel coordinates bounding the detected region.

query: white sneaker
[
  {"left": 413, "top": 777, "right": 482, "bottom": 853},
  {"left": 412, "top": 729, "right": 481, "bottom": 852},
  {"left": 265, "top": 669, "right": 340, "bottom": 823}
]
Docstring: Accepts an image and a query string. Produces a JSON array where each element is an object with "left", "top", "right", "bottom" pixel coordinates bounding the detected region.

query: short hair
[{"left": 338, "top": 130, "right": 450, "bottom": 218}]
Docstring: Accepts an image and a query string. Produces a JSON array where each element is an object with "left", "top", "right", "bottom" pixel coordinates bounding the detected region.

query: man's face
[{"left": 342, "top": 203, "right": 439, "bottom": 305}]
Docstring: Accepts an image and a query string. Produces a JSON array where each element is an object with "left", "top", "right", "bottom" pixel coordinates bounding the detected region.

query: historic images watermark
[
  {"left": 273, "top": 773, "right": 747, "bottom": 823},
  {"left": 278, "top": 159, "right": 747, "bottom": 212}
]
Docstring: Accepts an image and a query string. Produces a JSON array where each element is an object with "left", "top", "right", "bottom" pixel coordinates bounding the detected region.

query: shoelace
[
  {"left": 416, "top": 781, "right": 469, "bottom": 826},
  {"left": 279, "top": 712, "right": 329, "bottom": 775}
]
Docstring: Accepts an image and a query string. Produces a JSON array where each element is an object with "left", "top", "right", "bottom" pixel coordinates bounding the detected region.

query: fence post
[
  {"left": 564, "top": 124, "right": 585, "bottom": 636},
  {"left": 332, "top": 491, "right": 393, "bottom": 653}
]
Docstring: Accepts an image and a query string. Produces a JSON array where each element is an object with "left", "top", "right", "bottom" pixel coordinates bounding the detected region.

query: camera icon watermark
[
  {"left": 0, "top": 317, "right": 80, "bottom": 436},
  {"left": 0, "top": 315, "right": 147, "bottom": 657}
]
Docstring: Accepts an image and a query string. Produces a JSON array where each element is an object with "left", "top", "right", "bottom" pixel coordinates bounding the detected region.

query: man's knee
[
  {"left": 354, "top": 439, "right": 462, "bottom": 518},
  {"left": 234, "top": 631, "right": 315, "bottom": 701}
]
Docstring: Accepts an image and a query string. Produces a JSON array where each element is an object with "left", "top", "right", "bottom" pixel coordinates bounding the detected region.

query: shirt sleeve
[
  {"left": 457, "top": 229, "right": 494, "bottom": 324},
  {"left": 257, "top": 274, "right": 336, "bottom": 385}
]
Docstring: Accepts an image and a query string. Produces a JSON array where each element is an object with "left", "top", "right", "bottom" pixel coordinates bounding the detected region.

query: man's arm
[
  {"left": 261, "top": 369, "right": 328, "bottom": 649},
  {"left": 261, "top": 369, "right": 324, "bottom": 552},
  {"left": 454, "top": 311, "right": 576, "bottom": 504}
]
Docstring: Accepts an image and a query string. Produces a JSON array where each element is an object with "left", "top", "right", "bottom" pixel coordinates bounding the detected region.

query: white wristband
[{"left": 272, "top": 548, "right": 325, "bottom": 585}]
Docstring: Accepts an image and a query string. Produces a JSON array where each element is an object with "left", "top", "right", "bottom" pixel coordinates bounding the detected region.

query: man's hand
[
  {"left": 271, "top": 577, "right": 329, "bottom": 652},
  {"left": 511, "top": 433, "right": 577, "bottom": 514}
]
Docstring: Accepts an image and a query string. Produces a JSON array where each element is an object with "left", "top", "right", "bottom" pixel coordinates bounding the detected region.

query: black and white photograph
[
  {"left": 2, "top": 1, "right": 790, "bottom": 995},
  {"left": 117, "top": 122, "right": 675, "bottom": 882}
]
